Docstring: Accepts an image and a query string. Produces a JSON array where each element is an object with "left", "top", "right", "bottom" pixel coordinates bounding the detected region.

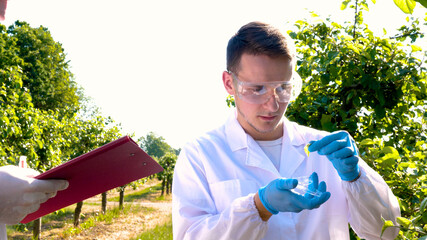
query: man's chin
[{"left": 253, "top": 121, "right": 283, "bottom": 134}]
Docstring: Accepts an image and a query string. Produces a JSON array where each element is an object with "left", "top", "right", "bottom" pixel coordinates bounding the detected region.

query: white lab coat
[{"left": 172, "top": 115, "right": 401, "bottom": 240}]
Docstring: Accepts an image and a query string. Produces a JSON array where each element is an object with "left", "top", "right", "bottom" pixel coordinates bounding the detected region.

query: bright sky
[{"left": 2, "top": 0, "right": 426, "bottom": 149}]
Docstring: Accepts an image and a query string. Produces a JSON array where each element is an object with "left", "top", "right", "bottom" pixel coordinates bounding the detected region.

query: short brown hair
[{"left": 226, "top": 21, "right": 295, "bottom": 73}]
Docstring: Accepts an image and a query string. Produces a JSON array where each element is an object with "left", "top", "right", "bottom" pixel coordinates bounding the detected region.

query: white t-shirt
[{"left": 256, "top": 138, "right": 282, "bottom": 171}]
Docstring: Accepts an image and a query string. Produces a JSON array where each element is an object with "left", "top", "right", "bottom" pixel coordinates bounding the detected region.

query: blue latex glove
[
  {"left": 308, "top": 131, "right": 360, "bottom": 181},
  {"left": 258, "top": 172, "right": 331, "bottom": 214}
]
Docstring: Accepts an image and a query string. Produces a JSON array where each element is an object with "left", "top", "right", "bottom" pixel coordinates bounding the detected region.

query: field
[{"left": 7, "top": 179, "right": 172, "bottom": 240}]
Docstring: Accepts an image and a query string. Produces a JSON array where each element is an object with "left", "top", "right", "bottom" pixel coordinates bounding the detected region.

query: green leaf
[
  {"left": 310, "top": 12, "right": 319, "bottom": 18},
  {"left": 422, "top": 212, "right": 427, "bottom": 224},
  {"left": 415, "top": 141, "right": 425, "bottom": 147},
  {"left": 320, "top": 114, "right": 334, "bottom": 131},
  {"left": 374, "top": 104, "right": 386, "bottom": 118},
  {"left": 381, "top": 146, "right": 399, "bottom": 156},
  {"left": 397, "top": 217, "right": 411, "bottom": 228},
  {"left": 331, "top": 22, "right": 342, "bottom": 29},
  {"left": 36, "top": 139, "right": 43, "bottom": 149},
  {"left": 341, "top": 0, "right": 351, "bottom": 10},
  {"left": 346, "top": 43, "right": 360, "bottom": 54},
  {"left": 411, "top": 45, "right": 422, "bottom": 52},
  {"left": 1, "top": 116, "right": 10, "bottom": 125},
  {"left": 415, "top": 0, "right": 427, "bottom": 8},
  {"left": 360, "top": 138, "right": 375, "bottom": 146},
  {"left": 393, "top": 0, "right": 416, "bottom": 14},
  {"left": 361, "top": 2, "right": 370, "bottom": 11},
  {"left": 381, "top": 217, "right": 395, "bottom": 237},
  {"left": 398, "top": 161, "right": 416, "bottom": 168},
  {"left": 381, "top": 157, "right": 396, "bottom": 168},
  {"left": 421, "top": 197, "right": 427, "bottom": 213}
]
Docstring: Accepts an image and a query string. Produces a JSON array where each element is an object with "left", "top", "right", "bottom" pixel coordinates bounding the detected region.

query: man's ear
[{"left": 222, "top": 71, "right": 235, "bottom": 95}]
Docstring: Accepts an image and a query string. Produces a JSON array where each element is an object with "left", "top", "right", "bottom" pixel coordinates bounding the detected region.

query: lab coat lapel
[
  {"left": 280, "top": 118, "right": 307, "bottom": 178},
  {"left": 225, "top": 113, "right": 280, "bottom": 177},
  {"left": 246, "top": 136, "right": 280, "bottom": 176}
]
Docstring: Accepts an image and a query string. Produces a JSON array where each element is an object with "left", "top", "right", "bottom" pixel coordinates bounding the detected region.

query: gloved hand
[
  {"left": 308, "top": 131, "right": 360, "bottom": 181},
  {"left": 258, "top": 172, "right": 331, "bottom": 214},
  {"left": 0, "top": 165, "right": 69, "bottom": 224}
]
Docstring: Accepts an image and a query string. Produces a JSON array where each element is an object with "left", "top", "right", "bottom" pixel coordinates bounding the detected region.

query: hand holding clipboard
[{"left": 21, "top": 136, "right": 163, "bottom": 223}]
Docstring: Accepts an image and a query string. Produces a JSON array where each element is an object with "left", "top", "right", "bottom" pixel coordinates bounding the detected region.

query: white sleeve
[
  {"left": 172, "top": 146, "right": 268, "bottom": 240},
  {"left": 342, "top": 159, "right": 401, "bottom": 240}
]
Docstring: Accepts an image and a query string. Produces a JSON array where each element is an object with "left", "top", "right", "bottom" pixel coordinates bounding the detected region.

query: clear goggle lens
[{"left": 232, "top": 71, "right": 302, "bottom": 104}]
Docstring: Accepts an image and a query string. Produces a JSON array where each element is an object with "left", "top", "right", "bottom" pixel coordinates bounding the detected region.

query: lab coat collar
[
  {"left": 225, "top": 111, "right": 306, "bottom": 151},
  {"left": 225, "top": 111, "right": 248, "bottom": 152},
  {"left": 282, "top": 117, "right": 306, "bottom": 147},
  {"left": 224, "top": 111, "right": 307, "bottom": 177},
  {"left": 224, "top": 112, "right": 279, "bottom": 176}
]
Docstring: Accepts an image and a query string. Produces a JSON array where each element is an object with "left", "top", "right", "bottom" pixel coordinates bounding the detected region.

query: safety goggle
[{"left": 231, "top": 72, "right": 301, "bottom": 104}]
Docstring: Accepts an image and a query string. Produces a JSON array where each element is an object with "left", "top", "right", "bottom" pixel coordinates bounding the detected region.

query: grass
[
  {"left": 7, "top": 180, "right": 170, "bottom": 239},
  {"left": 109, "top": 183, "right": 164, "bottom": 202},
  {"left": 59, "top": 204, "right": 156, "bottom": 238},
  {"left": 7, "top": 207, "right": 75, "bottom": 234},
  {"left": 131, "top": 214, "right": 172, "bottom": 240}
]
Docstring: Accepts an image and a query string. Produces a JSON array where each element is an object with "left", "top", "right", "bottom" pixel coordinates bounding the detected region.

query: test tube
[{"left": 19, "top": 156, "right": 27, "bottom": 168}]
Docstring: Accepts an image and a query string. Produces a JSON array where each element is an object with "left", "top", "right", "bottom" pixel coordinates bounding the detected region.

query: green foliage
[
  {"left": 393, "top": 0, "right": 427, "bottom": 14},
  {"left": 226, "top": 95, "right": 235, "bottom": 108},
  {"left": 157, "top": 153, "right": 177, "bottom": 196},
  {"left": 287, "top": 14, "right": 426, "bottom": 150},
  {"left": 394, "top": 0, "right": 418, "bottom": 14},
  {"left": 393, "top": 16, "right": 425, "bottom": 43},
  {"left": 285, "top": 1, "right": 427, "bottom": 238},
  {"left": 359, "top": 138, "right": 427, "bottom": 239},
  {"left": 340, "top": 0, "right": 427, "bottom": 14},
  {"left": 6, "top": 21, "right": 82, "bottom": 118},
  {"left": 0, "top": 20, "right": 122, "bottom": 171},
  {"left": 138, "top": 132, "right": 175, "bottom": 159},
  {"left": 137, "top": 132, "right": 177, "bottom": 196},
  {"left": 1, "top": 20, "right": 125, "bottom": 239}
]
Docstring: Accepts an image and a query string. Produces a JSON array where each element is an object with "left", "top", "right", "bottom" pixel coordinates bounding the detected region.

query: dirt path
[
  {"left": 9, "top": 180, "right": 172, "bottom": 240},
  {"left": 70, "top": 202, "right": 172, "bottom": 240}
]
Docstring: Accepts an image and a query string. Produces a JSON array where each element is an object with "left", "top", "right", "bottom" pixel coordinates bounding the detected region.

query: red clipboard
[{"left": 21, "top": 136, "right": 163, "bottom": 223}]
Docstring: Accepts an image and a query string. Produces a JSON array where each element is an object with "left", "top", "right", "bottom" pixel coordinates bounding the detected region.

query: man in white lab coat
[{"left": 172, "top": 21, "right": 400, "bottom": 240}]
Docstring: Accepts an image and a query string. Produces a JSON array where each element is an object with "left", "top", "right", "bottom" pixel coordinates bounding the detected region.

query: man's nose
[{"left": 263, "top": 88, "right": 280, "bottom": 112}]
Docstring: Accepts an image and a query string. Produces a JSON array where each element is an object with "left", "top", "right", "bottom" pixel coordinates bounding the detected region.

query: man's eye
[
  {"left": 277, "top": 84, "right": 292, "bottom": 92},
  {"left": 250, "top": 85, "right": 265, "bottom": 93}
]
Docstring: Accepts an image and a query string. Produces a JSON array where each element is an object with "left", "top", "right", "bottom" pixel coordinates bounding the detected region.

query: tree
[
  {"left": 287, "top": 17, "right": 426, "bottom": 148},
  {"left": 157, "top": 152, "right": 177, "bottom": 196},
  {"left": 138, "top": 132, "right": 176, "bottom": 196},
  {"left": 6, "top": 21, "right": 82, "bottom": 118},
  {"left": 67, "top": 115, "right": 121, "bottom": 227},
  {"left": 1, "top": 21, "right": 122, "bottom": 236},
  {"left": 138, "top": 132, "right": 174, "bottom": 159},
  {"left": 341, "top": 0, "right": 427, "bottom": 15},
  {"left": 285, "top": 1, "right": 426, "bottom": 238}
]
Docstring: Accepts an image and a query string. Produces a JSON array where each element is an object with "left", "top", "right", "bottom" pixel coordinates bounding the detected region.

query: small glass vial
[
  {"left": 291, "top": 176, "right": 322, "bottom": 197},
  {"left": 19, "top": 156, "right": 27, "bottom": 168}
]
